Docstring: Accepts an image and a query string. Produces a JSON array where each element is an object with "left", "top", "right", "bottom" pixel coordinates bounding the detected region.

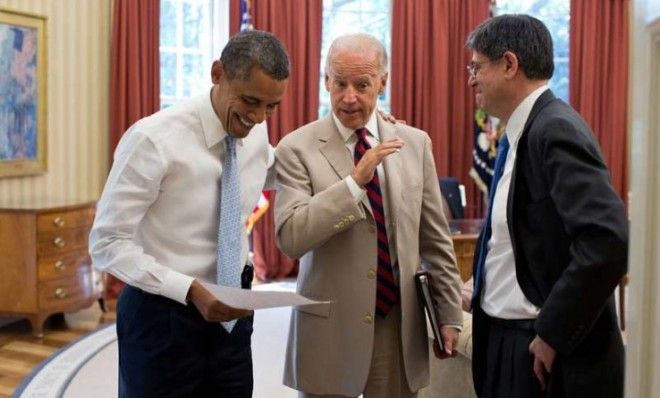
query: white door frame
[{"left": 626, "top": 1, "right": 660, "bottom": 396}]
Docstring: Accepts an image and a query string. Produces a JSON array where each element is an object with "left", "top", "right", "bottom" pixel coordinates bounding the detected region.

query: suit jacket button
[
  {"left": 364, "top": 314, "right": 373, "bottom": 324},
  {"left": 367, "top": 269, "right": 376, "bottom": 279}
]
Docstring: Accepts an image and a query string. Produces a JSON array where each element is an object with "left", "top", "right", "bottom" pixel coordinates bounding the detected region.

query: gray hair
[
  {"left": 325, "top": 33, "right": 388, "bottom": 75},
  {"left": 220, "top": 30, "right": 290, "bottom": 81}
]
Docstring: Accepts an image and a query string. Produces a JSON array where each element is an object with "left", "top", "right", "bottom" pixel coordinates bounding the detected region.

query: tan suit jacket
[{"left": 275, "top": 114, "right": 463, "bottom": 396}]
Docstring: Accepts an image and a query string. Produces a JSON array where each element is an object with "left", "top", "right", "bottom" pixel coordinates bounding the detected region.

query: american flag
[
  {"left": 469, "top": 108, "right": 504, "bottom": 196},
  {"left": 240, "top": 0, "right": 253, "bottom": 31}
]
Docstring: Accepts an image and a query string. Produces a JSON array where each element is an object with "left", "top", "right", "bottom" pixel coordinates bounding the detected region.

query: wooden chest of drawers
[
  {"left": 448, "top": 219, "right": 484, "bottom": 282},
  {"left": 0, "top": 201, "right": 101, "bottom": 337}
]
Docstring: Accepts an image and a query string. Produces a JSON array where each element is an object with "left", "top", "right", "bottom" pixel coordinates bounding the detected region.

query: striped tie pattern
[{"left": 354, "top": 128, "right": 398, "bottom": 317}]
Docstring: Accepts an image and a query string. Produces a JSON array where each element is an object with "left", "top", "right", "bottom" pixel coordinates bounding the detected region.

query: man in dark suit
[{"left": 467, "top": 15, "right": 628, "bottom": 398}]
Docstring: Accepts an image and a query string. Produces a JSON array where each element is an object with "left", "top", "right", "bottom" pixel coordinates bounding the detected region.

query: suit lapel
[
  {"left": 379, "top": 116, "right": 401, "bottom": 229},
  {"left": 507, "top": 89, "right": 556, "bottom": 237},
  {"left": 318, "top": 115, "right": 372, "bottom": 213},
  {"left": 318, "top": 115, "right": 354, "bottom": 180}
]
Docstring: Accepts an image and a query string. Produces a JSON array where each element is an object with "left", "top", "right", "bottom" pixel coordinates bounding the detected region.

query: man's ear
[
  {"left": 211, "top": 60, "right": 224, "bottom": 84},
  {"left": 502, "top": 51, "right": 519, "bottom": 79},
  {"left": 379, "top": 72, "right": 389, "bottom": 94},
  {"left": 324, "top": 74, "right": 331, "bottom": 92}
]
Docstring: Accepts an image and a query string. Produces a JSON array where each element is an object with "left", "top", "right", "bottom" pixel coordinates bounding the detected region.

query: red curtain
[
  {"left": 230, "top": 0, "right": 323, "bottom": 280},
  {"left": 569, "top": 0, "right": 629, "bottom": 203},
  {"left": 390, "top": 0, "right": 491, "bottom": 218},
  {"left": 106, "top": 0, "right": 161, "bottom": 299}
]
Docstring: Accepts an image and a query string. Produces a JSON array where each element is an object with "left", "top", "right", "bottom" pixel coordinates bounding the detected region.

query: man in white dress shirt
[
  {"left": 467, "top": 15, "right": 627, "bottom": 398},
  {"left": 89, "top": 30, "right": 289, "bottom": 397}
]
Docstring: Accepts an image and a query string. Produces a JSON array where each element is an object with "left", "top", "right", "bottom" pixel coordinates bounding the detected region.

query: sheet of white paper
[{"left": 202, "top": 282, "right": 331, "bottom": 310}]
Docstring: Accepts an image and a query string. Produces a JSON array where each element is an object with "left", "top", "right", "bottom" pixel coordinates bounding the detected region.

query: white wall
[
  {"left": 0, "top": 0, "right": 111, "bottom": 205},
  {"left": 626, "top": 0, "right": 660, "bottom": 396}
]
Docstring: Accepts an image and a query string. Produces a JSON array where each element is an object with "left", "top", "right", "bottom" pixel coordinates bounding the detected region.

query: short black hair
[
  {"left": 466, "top": 14, "right": 554, "bottom": 80},
  {"left": 220, "top": 30, "right": 290, "bottom": 81}
]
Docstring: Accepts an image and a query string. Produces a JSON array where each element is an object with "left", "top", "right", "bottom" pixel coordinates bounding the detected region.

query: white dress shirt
[
  {"left": 89, "top": 91, "right": 275, "bottom": 305},
  {"left": 481, "top": 85, "right": 549, "bottom": 319}
]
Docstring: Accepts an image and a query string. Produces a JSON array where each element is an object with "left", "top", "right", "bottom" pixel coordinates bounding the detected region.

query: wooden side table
[{"left": 0, "top": 200, "right": 102, "bottom": 337}]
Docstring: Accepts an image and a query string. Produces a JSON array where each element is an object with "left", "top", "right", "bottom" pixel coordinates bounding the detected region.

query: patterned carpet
[{"left": 13, "top": 282, "right": 299, "bottom": 398}]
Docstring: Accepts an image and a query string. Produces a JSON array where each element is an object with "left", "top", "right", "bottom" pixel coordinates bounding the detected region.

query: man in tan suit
[{"left": 274, "top": 33, "right": 463, "bottom": 398}]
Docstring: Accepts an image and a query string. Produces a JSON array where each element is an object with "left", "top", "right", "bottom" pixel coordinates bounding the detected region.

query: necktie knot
[
  {"left": 355, "top": 128, "right": 369, "bottom": 142},
  {"left": 225, "top": 135, "right": 236, "bottom": 157}
]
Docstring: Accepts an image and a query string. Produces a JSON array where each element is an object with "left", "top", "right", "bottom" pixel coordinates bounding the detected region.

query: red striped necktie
[{"left": 354, "top": 128, "right": 398, "bottom": 317}]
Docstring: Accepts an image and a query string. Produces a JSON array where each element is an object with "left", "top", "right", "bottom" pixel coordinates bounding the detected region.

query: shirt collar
[
  {"left": 198, "top": 88, "right": 244, "bottom": 148},
  {"left": 505, "top": 84, "right": 549, "bottom": 148},
  {"left": 332, "top": 109, "right": 380, "bottom": 143}
]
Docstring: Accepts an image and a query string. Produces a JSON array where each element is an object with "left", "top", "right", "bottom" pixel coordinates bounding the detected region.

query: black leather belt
[{"left": 489, "top": 316, "right": 536, "bottom": 332}]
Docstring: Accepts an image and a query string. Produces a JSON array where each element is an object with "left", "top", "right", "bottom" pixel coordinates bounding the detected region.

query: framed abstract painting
[{"left": 0, "top": 8, "right": 47, "bottom": 178}]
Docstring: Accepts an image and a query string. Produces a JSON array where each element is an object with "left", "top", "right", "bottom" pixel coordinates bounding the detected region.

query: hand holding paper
[
  {"left": 201, "top": 282, "right": 331, "bottom": 310},
  {"left": 187, "top": 280, "right": 253, "bottom": 322}
]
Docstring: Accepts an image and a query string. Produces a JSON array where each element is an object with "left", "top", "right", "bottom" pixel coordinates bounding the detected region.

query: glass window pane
[
  {"left": 551, "top": 60, "right": 569, "bottom": 102},
  {"left": 161, "top": 52, "right": 177, "bottom": 97},
  {"left": 183, "top": 2, "right": 203, "bottom": 49},
  {"left": 160, "top": 0, "right": 214, "bottom": 108},
  {"left": 320, "top": 0, "right": 391, "bottom": 117},
  {"left": 161, "top": 99, "right": 176, "bottom": 109},
  {"left": 160, "top": 0, "right": 177, "bottom": 47},
  {"left": 182, "top": 54, "right": 206, "bottom": 97},
  {"left": 495, "top": 0, "right": 570, "bottom": 102}
]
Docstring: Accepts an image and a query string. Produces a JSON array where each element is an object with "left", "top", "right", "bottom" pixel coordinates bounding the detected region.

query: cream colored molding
[{"left": 626, "top": 2, "right": 660, "bottom": 395}]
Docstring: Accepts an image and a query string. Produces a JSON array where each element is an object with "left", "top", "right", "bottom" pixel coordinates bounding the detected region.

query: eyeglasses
[{"left": 466, "top": 59, "right": 495, "bottom": 78}]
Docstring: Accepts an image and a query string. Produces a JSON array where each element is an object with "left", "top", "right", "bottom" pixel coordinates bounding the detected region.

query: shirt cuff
[
  {"left": 442, "top": 324, "right": 463, "bottom": 332},
  {"left": 161, "top": 270, "right": 195, "bottom": 305},
  {"left": 345, "top": 176, "right": 366, "bottom": 203}
]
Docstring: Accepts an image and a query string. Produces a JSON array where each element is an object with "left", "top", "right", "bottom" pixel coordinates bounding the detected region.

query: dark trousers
[
  {"left": 117, "top": 278, "right": 254, "bottom": 398},
  {"left": 480, "top": 316, "right": 544, "bottom": 398}
]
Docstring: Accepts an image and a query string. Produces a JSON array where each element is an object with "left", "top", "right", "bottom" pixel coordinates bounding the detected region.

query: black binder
[{"left": 415, "top": 270, "right": 444, "bottom": 351}]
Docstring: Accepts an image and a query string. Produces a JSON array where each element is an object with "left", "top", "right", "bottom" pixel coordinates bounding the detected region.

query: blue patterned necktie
[
  {"left": 217, "top": 135, "right": 242, "bottom": 332},
  {"left": 471, "top": 134, "right": 510, "bottom": 307}
]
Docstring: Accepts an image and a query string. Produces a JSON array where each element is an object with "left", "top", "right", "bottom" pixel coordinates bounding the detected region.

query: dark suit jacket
[{"left": 472, "top": 90, "right": 628, "bottom": 397}]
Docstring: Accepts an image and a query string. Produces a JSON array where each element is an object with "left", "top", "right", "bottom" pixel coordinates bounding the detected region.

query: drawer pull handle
[
  {"left": 53, "top": 237, "right": 66, "bottom": 248},
  {"left": 54, "top": 260, "right": 65, "bottom": 270},
  {"left": 55, "top": 288, "right": 68, "bottom": 299},
  {"left": 53, "top": 217, "right": 66, "bottom": 227}
]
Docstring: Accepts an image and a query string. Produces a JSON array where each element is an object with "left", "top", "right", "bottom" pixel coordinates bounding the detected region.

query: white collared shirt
[
  {"left": 89, "top": 92, "right": 275, "bottom": 304},
  {"left": 481, "top": 85, "right": 549, "bottom": 319}
]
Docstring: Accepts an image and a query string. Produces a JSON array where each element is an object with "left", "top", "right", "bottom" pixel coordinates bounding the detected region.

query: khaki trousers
[{"left": 298, "top": 305, "right": 417, "bottom": 398}]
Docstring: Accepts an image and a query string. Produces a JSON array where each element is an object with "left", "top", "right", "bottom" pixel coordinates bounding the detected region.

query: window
[
  {"left": 319, "top": 0, "right": 392, "bottom": 117},
  {"left": 495, "top": 0, "right": 571, "bottom": 102},
  {"left": 160, "top": 0, "right": 229, "bottom": 108}
]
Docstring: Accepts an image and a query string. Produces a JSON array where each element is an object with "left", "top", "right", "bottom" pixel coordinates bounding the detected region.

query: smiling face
[
  {"left": 468, "top": 51, "right": 507, "bottom": 119},
  {"left": 211, "top": 61, "right": 288, "bottom": 138},
  {"left": 325, "top": 49, "right": 387, "bottom": 130}
]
